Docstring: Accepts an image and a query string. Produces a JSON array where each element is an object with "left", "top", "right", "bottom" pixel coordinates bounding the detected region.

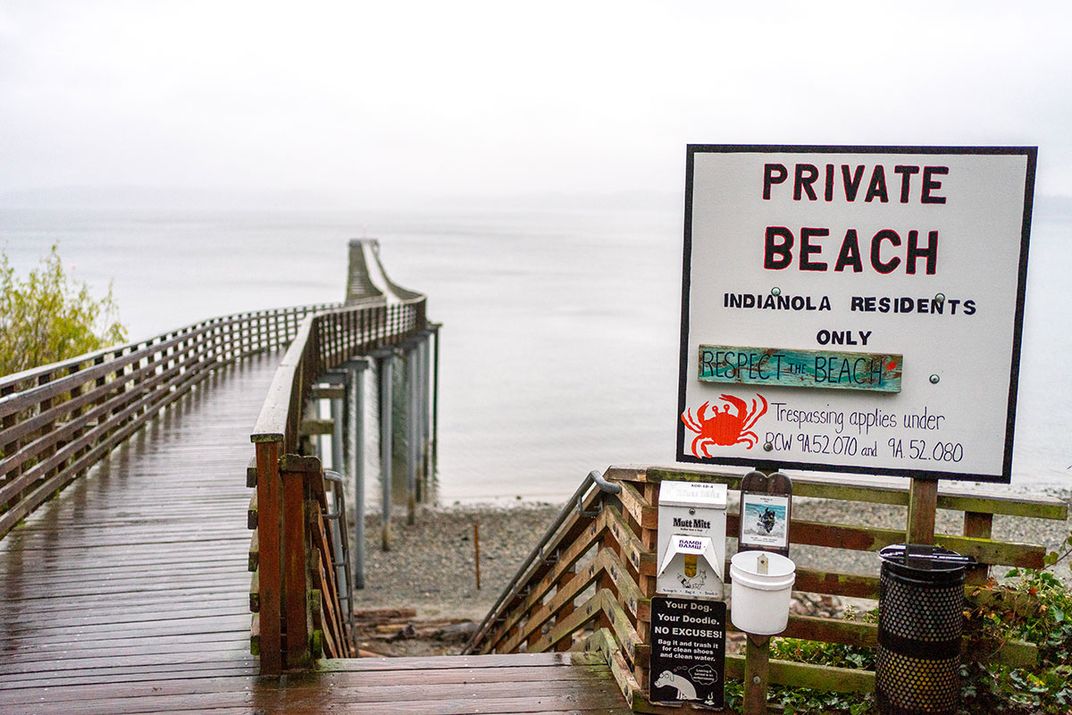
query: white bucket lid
[{"left": 730, "top": 550, "right": 795, "bottom": 590}]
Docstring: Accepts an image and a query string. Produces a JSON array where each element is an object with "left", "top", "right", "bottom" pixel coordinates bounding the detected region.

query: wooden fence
[
  {"left": 0, "top": 303, "right": 335, "bottom": 540},
  {"left": 249, "top": 297, "right": 427, "bottom": 674},
  {"left": 466, "top": 465, "right": 1068, "bottom": 712}
]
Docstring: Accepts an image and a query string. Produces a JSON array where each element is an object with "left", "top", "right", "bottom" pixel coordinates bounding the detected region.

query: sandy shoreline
[{"left": 349, "top": 487, "right": 1072, "bottom": 656}]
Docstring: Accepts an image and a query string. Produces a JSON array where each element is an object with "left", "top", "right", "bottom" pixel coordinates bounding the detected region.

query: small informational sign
[
  {"left": 698, "top": 344, "right": 902, "bottom": 393},
  {"left": 738, "top": 470, "right": 792, "bottom": 555},
  {"left": 678, "top": 145, "right": 1036, "bottom": 482},
  {"left": 740, "top": 494, "right": 790, "bottom": 549},
  {"left": 649, "top": 596, "right": 726, "bottom": 709}
]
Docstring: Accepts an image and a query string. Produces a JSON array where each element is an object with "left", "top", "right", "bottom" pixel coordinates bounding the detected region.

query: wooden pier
[
  {"left": 0, "top": 347, "right": 622, "bottom": 712},
  {"left": 0, "top": 241, "right": 630, "bottom": 714}
]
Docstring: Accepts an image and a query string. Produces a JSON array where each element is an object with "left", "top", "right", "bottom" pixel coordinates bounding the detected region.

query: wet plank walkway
[
  {"left": 0, "top": 353, "right": 627, "bottom": 714},
  {"left": 0, "top": 354, "right": 275, "bottom": 712}
]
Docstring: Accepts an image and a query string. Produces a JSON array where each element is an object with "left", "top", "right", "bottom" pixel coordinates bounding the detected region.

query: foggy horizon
[{"left": 3, "top": 2, "right": 1072, "bottom": 211}]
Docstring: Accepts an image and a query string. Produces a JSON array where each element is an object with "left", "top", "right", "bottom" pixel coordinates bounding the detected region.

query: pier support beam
[
  {"left": 405, "top": 339, "right": 419, "bottom": 526},
  {"left": 417, "top": 329, "right": 431, "bottom": 493},
  {"left": 374, "top": 349, "right": 394, "bottom": 551},
  {"left": 346, "top": 358, "right": 370, "bottom": 589},
  {"left": 330, "top": 386, "right": 344, "bottom": 474},
  {"left": 430, "top": 323, "right": 440, "bottom": 469}
]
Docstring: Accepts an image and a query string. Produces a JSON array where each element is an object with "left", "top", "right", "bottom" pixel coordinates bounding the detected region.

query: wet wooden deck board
[
  {"left": 0, "top": 356, "right": 271, "bottom": 712},
  {"left": 0, "top": 655, "right": 626, "bottom": 713},
  {"left": 0, "top": 352, "right": 627, "bottom": 713}
]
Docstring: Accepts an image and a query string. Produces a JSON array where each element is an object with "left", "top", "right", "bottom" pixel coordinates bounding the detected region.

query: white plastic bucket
[{"left": 729, "top": 550, "right": 796, "bottom": 635}]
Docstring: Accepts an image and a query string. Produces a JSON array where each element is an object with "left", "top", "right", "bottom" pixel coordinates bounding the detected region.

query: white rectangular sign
[{"left": 677, "top": 145, "right": 1036, "bottom": 482}]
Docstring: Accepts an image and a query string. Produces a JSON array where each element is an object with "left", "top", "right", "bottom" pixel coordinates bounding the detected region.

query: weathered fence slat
[{"left": 468, "top": 464, "right": 1063, "bottom": 711}]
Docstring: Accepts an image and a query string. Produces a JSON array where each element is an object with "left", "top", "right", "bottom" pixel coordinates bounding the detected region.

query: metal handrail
[
  {"left": 323, "top": 469, "right": 354, "bottom": 638},
  {"left": 464, "top": 469, "right": 620, "bottom": 654}
]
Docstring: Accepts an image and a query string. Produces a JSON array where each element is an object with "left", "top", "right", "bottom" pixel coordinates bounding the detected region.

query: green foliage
[
  {"left": 723, "top": 639, "right": 877, "bottom": 713},
  {"left": 0, "top": 245, "right": 126, "bottom": 374},
  {"left": 770, "top": 637, "right": 874, "bottom": 671},
  {"left": 769, "top": 686, "right": 875, "bottom": 715},
  {"left": 725, "top": 676, "right": 875, "bottom": 714},
  {"left": 722, "top": 542, "right": 1072, "bottom": 714},
  {"left": 768, "top": 638, "right": 876, "bottom": 713},
  {"left": 959, "top": 565, "right": 1072, "bottom": 713}
]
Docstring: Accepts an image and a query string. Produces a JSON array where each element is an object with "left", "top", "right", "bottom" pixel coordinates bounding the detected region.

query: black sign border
[{"left": 676, "top": 144, "right": 1037, "bottom": 483}]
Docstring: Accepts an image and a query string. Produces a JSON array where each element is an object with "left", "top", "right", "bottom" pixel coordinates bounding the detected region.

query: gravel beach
[
  {"left": 353, "top": 503, "right": 561, "bottom": 622},
  {"left": 350, "top": 503, "right": 560, "bottom": 655},
  {"left": 349, "top": 486, "right": 1072, "bottom": 655}
]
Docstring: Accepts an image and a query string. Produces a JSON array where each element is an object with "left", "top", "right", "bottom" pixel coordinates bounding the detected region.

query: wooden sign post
[
  {"left": 738, "top": 469, "right": 791, "bottom": 714},
  {"left": 744, "top": 634, "right": 771, "bottom": 715},
  {"left": 907, "top": 477, "right": 938, "bottom": 544},
  {"left": 738, "top": 470, "right": 793, "bottom": 557}
]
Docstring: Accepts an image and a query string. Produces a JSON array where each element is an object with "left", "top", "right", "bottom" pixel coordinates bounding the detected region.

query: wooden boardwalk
[{"left": 0, "top": 352, "right": 627, "bottom": 714}]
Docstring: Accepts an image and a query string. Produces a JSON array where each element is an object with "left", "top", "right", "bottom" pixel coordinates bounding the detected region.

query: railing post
[
  {"left": 553, "top": 566, "right": 577, "bottom": 652},
  {"left": 636, "top": 480, "right": 660, "bottom": 691},
  {"left": 254, "top": 439, "right": 283, "bottom": 675},
  {"left": 222, "top": 320, "right": 231, "bottom": 362},
  {"left": 64, "top": 362, "right": 84, "bottom": 474},
  {"left": 1, "top": 383, "right": 19, "bottom": 511},
  {"left": 282, "top": 462, "right": 311, "bottom": 669},
  {"left": 963, "top": 511, "right": 993, "bottom": 585},
  {"left": 34, "top": 372, "right": 55, "bottom": 501}
]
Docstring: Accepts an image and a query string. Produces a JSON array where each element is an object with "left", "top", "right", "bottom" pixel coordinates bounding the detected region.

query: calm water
[{"left": 1, "top": 206, "right": 1069, "bottom": 501}]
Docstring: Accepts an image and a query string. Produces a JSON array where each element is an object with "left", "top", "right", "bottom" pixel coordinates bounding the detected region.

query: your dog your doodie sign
[{"left": 677, "top": 145, "right": 1036, "bottom": 482}]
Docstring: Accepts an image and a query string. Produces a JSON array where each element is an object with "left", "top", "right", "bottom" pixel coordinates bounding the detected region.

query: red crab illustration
[{"left": 681, "top": 393, "right": 768, "bottom": 457}]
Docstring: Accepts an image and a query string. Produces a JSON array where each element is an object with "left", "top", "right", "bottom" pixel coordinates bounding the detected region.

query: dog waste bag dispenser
[{"left": 657, "top": 481, "right": 728, "bottom": 599}]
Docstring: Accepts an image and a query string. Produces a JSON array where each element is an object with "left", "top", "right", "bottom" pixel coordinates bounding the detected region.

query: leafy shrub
[
  {"left": 959, "top": 565, "right": 1072, "bottom": 713},
  {"left": 0, "top": 244, "right": 126, "bottom": 374}
]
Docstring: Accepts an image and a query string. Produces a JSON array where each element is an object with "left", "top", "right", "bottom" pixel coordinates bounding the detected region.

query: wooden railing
[
  {"left": 0, "top": 303, "right": 335, "bottom": 540},
  {"left": 249, "top": 297, "right": 427, "bottom": 674},
  {"left": 467, "top": 465, "right": 1068, "bottom": 712}
]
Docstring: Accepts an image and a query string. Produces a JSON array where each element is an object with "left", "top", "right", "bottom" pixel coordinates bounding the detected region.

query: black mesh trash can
[{"left": 876, "top": 544, "right": 973, "bottom": 715}]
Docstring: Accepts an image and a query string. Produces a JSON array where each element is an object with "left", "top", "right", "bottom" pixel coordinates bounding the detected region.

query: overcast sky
[{"left": 2, "top": 1, "right": 1071, "bottom": 209}]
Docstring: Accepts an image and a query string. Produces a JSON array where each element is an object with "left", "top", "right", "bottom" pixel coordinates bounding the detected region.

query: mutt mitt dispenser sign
[{"left": 677, "top": 145, "right": 1036, "bottom": 482}]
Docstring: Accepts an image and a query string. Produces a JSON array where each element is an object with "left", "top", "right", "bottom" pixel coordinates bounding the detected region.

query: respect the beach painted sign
[{"left": 676, "top": 145, "right": 1036, "bottom": 482}]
